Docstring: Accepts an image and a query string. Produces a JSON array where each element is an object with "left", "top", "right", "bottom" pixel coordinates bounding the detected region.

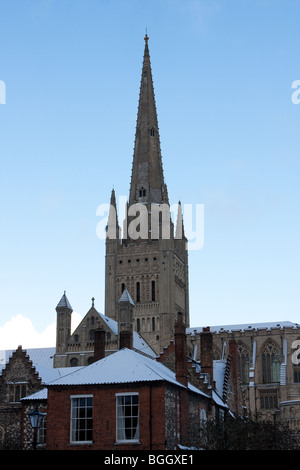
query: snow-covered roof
[
  {"left": 99, "top": 313, "right": 156, "bottom": 358},
  {"left": 187, "top": 321, "right": 299, "bottom": 335},
  {"left": 0, "top": 347, "right": 55, "bottom": 374},
  {"left": 213, "top": 360, "right": 226, "bottom": 398},
  {"left": 21, "top": 388, "right": 48, "bottom": 401},
  {"left": 56, "top": 291, "right": 72, "bottom": 310},
  {"left": 118, "top": 289, "right": 135, "bottom": 305},
  {"left": 47, "top": 347, "right": 209, "bottom": 398}
]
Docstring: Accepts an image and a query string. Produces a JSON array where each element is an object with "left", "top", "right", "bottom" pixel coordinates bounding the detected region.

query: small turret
[
  {"left": 118, "top": 289, "right": 135, "bottom": 350},
  {"left": 55, "top": 291, "right": 73, "bottom": 354}
]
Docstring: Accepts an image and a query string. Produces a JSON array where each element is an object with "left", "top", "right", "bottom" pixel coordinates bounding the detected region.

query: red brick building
[{"left": 45, "top": 346, "right": 211, "bottom": 450}]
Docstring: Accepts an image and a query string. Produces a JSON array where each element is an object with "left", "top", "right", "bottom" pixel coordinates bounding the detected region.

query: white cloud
[{"left": 0, "top": 312, "right": 83, "bottom": 350}]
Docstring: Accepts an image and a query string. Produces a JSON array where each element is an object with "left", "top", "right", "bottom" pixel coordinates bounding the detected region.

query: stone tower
[
  {"left": 55, "top": 291, "right": 73, "bottom": 356},
  {"left": 105, "top": 35, "right": 189, "bottom": 353}
]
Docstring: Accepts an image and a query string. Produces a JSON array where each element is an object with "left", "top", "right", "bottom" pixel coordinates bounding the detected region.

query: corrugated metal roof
[
  {"left": 0, "top": 347, "right": 55, "bottom": 372},
  {"left": 47, "top": 348, "right": 208, "bottom": 398},
  {"left": 21, "top": 388, "right": 48, "bottom": 401}
]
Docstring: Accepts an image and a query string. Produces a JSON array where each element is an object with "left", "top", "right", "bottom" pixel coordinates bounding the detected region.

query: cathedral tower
[{"left": 105, "top": 35, "right": 189, "bottom": 353}]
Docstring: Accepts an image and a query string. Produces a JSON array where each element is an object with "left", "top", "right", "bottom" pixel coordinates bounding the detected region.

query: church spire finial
[{"left": 144, "top": 32, "right": 149, "bottom": 45}]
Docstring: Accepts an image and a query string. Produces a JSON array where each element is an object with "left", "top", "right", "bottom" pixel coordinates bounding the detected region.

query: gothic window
[
  {"left": 237, "top": 343, "right": 250, "bottom": 384},
  {"left": 260, "top": 390, "right": 278, "bottom": 410},
  {"left": 150, "top": 128, "right": 155, "bottom": 136},
  {"left": 74, "top": 334, "right": 79, "bottom": 343},
  {"left": 293, "top": 342, "right": 300, "bottom": 382},
  {"left": 89, "top": 330, "right": 95, "bottom": 341},
  {"left": 9, "top": 383, "right": 27, "bottom": 402},
  {"left": 121, "top": 283, "right": 125, "bottom": 293},
  {"left": 294, "top": 366, "right": 300, "bottom": 383},
  {"left": 136, "top": 282, "right": 140, "bottom": 302},
  {"left": 262, "top": 340, "right": 281, "bottom": 383},
  {"left": 70, "top": 358, "right": 78, "bottom": 367},
  {"left": 151, "top": 280, "right": 155, "bottom": 301},
  {"left": 152, "top": 317, "right": 155, "bottom": 332},
  {"left": 139, "top": 188, "right": 146, "bottom": 198},
  {"left": 136, "top": 318, "right": 141, "bottom": 332}
]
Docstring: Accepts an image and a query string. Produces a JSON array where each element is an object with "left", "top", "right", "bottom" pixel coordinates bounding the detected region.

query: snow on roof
[
  {"left": 0, "top": 347, "right": 55, "bottom": 373},
  {"left": 213, "top": 360, "right": 226, "bottom": 399},
  {"left": 47, "top": 348, "right": 209, "bottom": 398},
  {"left": 21, "top": 388, "right": 48, "bottom": 401},
  {"left": 212, "top": 390, "right": 228, "bottom": 409},
  {"left": 118, "top": 289, "right": 135, "bottom": 305},
  {"left": 187, "top": 321, "right": 299, "bottom": 335},
  {"left": 99, "top": 313, "right": 156, "bottom": 357},
  {"left": 56, "top": 292, "right": 72, "bottom": 310}
]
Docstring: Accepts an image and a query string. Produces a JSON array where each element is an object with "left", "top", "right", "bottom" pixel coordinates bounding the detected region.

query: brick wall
[{"left": 46, "top": 382, "right": 166, "bottom": 450}]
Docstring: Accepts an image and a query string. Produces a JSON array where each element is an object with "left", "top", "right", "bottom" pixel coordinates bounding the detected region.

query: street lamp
[{"left": 28, "top": 406, "right": 46, "bottom": 450}]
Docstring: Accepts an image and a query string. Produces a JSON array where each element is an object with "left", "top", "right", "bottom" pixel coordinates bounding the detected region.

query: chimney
[
  {"left": 200, "top": 327, "right": 213, "bottom": 380},
  {"left": 118, "top": 289, "right": 134, "bottom": 350},
  {"left": 94, "top": 327, "right": 106, "bottom": 362},
  {"left": 174, "top": 312, "right": 188, "bottom": 387}
]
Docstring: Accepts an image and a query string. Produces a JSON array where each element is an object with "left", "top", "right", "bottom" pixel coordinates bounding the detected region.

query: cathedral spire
[{"left": 129, "top": 35, "right": 167, "bottom": 208}]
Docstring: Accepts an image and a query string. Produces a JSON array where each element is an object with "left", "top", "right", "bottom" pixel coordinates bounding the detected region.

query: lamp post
[{"left": 28, "top": 406, "right": 46, "bottom": 450}]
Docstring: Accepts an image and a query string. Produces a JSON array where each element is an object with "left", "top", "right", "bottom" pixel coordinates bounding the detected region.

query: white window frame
[
  {"left": 70, "top": 394, "right": 93, "bottom": 445},
  {"left": 115, "top": 392, "right": 139, "bottom": 444}
]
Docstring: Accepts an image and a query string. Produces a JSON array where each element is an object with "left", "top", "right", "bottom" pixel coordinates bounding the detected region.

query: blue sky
[{"left": 0, "top": 0, "right": 299, "bottom": 347}]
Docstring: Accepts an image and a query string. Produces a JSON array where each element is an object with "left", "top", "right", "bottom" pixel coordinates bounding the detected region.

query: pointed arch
[
  {"left": 261, "top": 339, "right": 281, "bottom": 383},
  {"left": 237, "top": 342, "right": 250, "bottom": 384}
]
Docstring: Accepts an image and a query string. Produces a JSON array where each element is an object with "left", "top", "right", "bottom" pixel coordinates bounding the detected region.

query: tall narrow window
[
  {"left": 237, "top": 343, "right": 250, "bottom": 384},
  {"left": 136, "top": 282, "right": 140, "bottom": 302},
  {"left": 262, "top": 340, "right": 280, "bottom": 383},
  {"left": 116, "top": 393, "right": 139, "bottom": 443},
  {"left": 70, "top": 396, "right": 93, "bottom": 444},
  {"left": 137, "top": 318, "right": 141, "bottom": 332},
  {"left": 152, "top": 317, "right": 155, "bottom": 332},
  {"left": 151, "top": 280, "right": 155, "bottom": 301},
  {"left": 121, "top": 283, "right": 125, "bottom": 293},
  {"left": 150, "top": 128, "right": 155, "bottom": 136}
]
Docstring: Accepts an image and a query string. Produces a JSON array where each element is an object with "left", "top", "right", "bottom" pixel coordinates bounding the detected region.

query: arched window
[
  {"left": 151, "top": 280, "right": 155, "bottom": 301},
  {"left": 152, "top": 317, "right": 155, "bottom": 332},
  {"left": 70, "top": 357, "right": 78, "bottom": 367},
  {"left": 139, "top": 187, "right": 146, "bottom": 198},
  {"left": 262, "top": 340, "right": 281, "bottom": 383},
  {"left": 237, "top": 343, "right": 250, "bottom": 384},
  {"left": 89, "top": 329, "right": 95, "bottom": 341},
  {"left": 121, "top": 283, "right": 125, "bottom": 293},
  {"left": 150, "top": 128, "right": 155, "bottom": 136},
  {"left": 136, "top": 282, "right": 140, "bottom": 302},
  {"left": 137, "top": 318, "right": 141, "bottom": 332},
  {"left": 74, "top": 334, "right": 79, "bottom": 343}
]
